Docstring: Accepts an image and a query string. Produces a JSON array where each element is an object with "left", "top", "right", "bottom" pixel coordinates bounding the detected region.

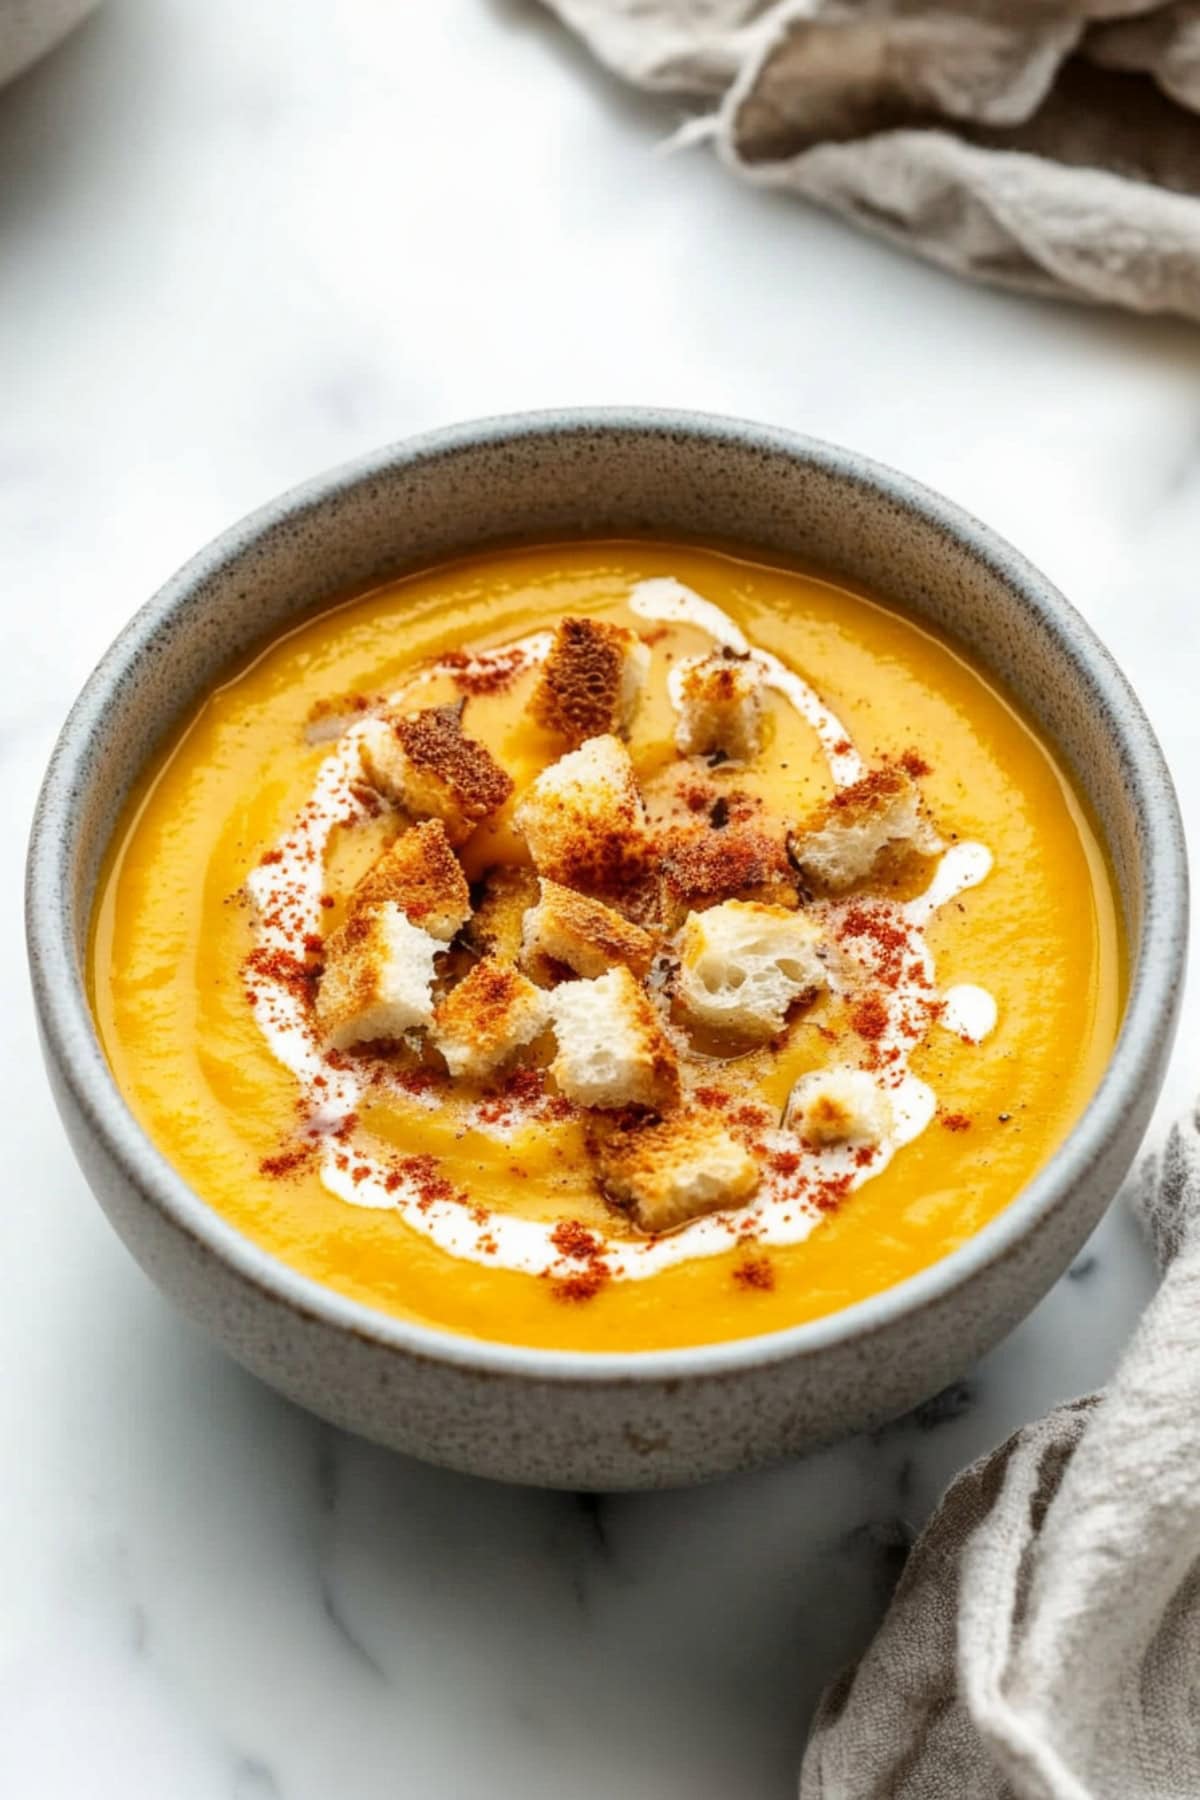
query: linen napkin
[
  {"left": 541, "top": 0, "right": 1200, "bottom": 319},
  {"left": 798, "top": 1115, "right": 1200, "bottom": 1800}
]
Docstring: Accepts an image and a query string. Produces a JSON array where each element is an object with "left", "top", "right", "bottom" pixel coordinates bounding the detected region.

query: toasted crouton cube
[
  {"left": 784, "top": 1067, "right": 894, "bottom": 1148},
  {"left": 550, "top": 966, "right": 680, "bottom": 1111},
  {"left": 659, "top": 821, "right": 798, "bottom": 928},
  {"left": 674, "top": 651, "right": 765, "bottom": 760},
  {"left": 521, "top": 879, "right": 655, "bottom": 982},
  {"left": 359, "top": 703, "right": 513, "bottom": 845},
  {"left": 349, "top": 821, "right": 470, "bottom": 942},
  {"left": 529, "top": 617, "right": 650, "bottom": 746},
  {"left": 515, "top": 735, "right": 649, "bottom": 899},
  {"left": 316, "top": 903, "right": 441, "bottom": 1049},
  {"left": 433, "top": 958, "right": 549, "bottom": 1082},
  {"left": 465, "top": 864, "right": 541, "bottom": 965},
  {"left": 676, "top": 900, "right": 826, "bottom": 1040},
  {"left": 788, "top": 767, "right": 941, "bottom": 893},
  {"left": 592, "top": 1113, "right": 759, "bottom": 1233}
]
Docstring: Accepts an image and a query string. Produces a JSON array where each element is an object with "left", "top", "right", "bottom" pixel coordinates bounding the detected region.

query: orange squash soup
[{"left": 90, "top": 543, "right": 1122, "bottom": 1351}]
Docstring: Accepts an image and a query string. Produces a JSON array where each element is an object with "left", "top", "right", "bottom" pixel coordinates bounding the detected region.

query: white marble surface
[{"left": 2, "top": 2, "right": 1197, "bottom": 1793}]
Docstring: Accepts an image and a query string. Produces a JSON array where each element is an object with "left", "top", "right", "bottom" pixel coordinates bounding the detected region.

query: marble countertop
[{"left": 3, "top": 2, "right": 1197, "bottom": 1793}]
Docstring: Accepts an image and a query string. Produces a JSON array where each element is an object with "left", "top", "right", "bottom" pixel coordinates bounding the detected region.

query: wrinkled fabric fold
[
  {"left": 798, "top": 1119, "right": 1200, "bottom": 1799},
  {"left": 542, "top": 0, "right": 1200, "bottom": 317}
]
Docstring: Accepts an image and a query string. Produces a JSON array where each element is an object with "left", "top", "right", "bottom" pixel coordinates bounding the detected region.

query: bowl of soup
[{"left": 27, "top": 410, "right": 1187, "bottom": 1488}]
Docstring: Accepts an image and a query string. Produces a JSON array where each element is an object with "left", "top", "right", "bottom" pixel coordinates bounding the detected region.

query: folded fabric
[
  {"left": 797, "top": 1115, "right": 1200, "bottom": 1799},
  {"left": 0, "top": 0, "right": 100, "bottom": 89},
  {"left": 542, "top": 0, "right": 1200, "bottom": 319}
]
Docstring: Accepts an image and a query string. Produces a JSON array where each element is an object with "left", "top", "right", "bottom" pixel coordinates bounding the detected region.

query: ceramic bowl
[{"left": 27, "top": 410, "right": 1188, "bottom": 1490}]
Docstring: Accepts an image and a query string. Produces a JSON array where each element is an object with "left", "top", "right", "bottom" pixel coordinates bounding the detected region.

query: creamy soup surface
[{"left": 91, "top": 543, "right": 1123, "bottom": 1350}]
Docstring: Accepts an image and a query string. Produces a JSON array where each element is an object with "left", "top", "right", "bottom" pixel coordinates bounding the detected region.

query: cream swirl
[{"left": 244, "top": 583, "right": 996, "bottom": 1282}]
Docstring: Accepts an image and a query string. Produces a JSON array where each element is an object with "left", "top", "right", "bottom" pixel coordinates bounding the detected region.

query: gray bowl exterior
[{"left": 28, "top": 411, "right": 1188, "bottom": 1489}]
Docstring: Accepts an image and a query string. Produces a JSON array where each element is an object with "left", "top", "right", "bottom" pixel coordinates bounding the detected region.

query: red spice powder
[
  {"left": 850, "top": 993, "right": 889, "bottom": 1041},
  {"left": 839, "top": 905, "right": 910, "bottom": 986},
  {"left": 833, "top": 738, "right": 852, "bottom": 756},
  {"left": 899, "top": 749, "right": 933, "bottom": 778},
  {"left": 733, "top": 1255, "right": 775, "bottom": 1292},
  {"left": 395, "top": 1153, "right": 460, "bottom": 1210},
  {"left": 693, "top": 1086, "right": 731, "bottom": 1110},
  {"left": 505, "top": 1066, "right": 546, "bottom": 1105},
  {"left": 259, "top": 1144, "right": 316, "bottom": 1179},
  {"left": 548, "top": 1216, "right": 611, "bottom": 1303},
  {"left": 812, "top": 1172, "right": 854, "bottom": 1212},
  {"left": 243, "top": 945, "right": 319, "bottom": 1006},
  {"left": 550, "top": 1219, "right": 603, "bottom": 1262},
  {"left": 941, "top": 1113, "right": 972, "bottom": 1132},
  {"left": 552, "top": 1268, "right": 610, "bottom": 1304}
]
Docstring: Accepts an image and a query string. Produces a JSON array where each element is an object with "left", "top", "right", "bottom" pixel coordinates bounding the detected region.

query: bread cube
[
  {"left": 659, "top": 820, "right": 798, "bottom": 928},
  {"left": 521, "top": 879, "right": 655, "bottom": 982},
  {"left": 359, "top": 703, "right": 513, "bottom": 845},
  {"left": 788, "top": 767, "right": 940, "bottom": 893},
  {"left": 515, "top": 734, "right": 649, "bottom": 899},
  {"left": 784, "top": 1067, "right": 894, "bottom": 1148},
  {"left": 316, "top": 903, "right": 441, "bottom": 1049},
  {"left": 349, "top": 820, "right": 470, "bottom": 942},
  {"left": 550, "top": 966, "right": 680, "bottom": 1111},
  {"left": 433, "top": 958, "right": 549, "bottom": 1082},
  {"left": 592, "top": 1113, "right": 759, "bottom": 1233},
  {"left": 674, "top": 650, "right": 765, "bottom": 761},
  {"left": 529, "top": 617, "right": 650, "bottom": 746},
  {"left": 676, "top": 900, "right": 826, "bottom": 1039},
  {"left": 465, "top": 864, "right": 541, "bottom": 965}
]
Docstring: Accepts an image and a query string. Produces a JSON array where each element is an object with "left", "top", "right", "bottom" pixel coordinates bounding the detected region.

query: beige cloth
[
  {"left": 798, "top": 1117, "right": 1200, "bottom": 1800},
  {"left": 542, "top": 0, "right": 1200, "bottom": 318}
]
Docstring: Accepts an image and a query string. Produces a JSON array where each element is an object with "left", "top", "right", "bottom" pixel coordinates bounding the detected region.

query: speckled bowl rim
[{"left": 27, "top": 408, "right": 1189, "bottom": 1385}]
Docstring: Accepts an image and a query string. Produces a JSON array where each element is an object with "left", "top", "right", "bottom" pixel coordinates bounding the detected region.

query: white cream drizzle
[
  {"left": 244, "top": 585, "right": 998, "bottom": 1283},
  {"left": 941, "top": 984, "right": 999, "bottom": 1044},
  {"left": 630, "top": 577, "right": 864, "bottom": 787}
]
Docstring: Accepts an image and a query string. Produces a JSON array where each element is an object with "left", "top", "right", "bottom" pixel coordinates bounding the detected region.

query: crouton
[
  {"left": 676, "top": 900, "right": 827, "bottom": 1040},
  {"left": 550, "top": 966, "right": 680, "bottom": 1111},
  {"left": 784, "top": 1067, "right": 894, "bottom": 1148},
  {"left": 316, "top": 903, "right": 441, "bottom": 1049},
  {"left": 788, "top": 766, "right": 941, "bottom": 893},
  {"left": 674, "top": 650, "right": 765, "bottom": 760},
  {"left": 433, "top": 957, "right": 549, "bottom": 1082},
  {"left": 592, "top": 1113, "right": 759, "bottom": 1233},
  {"left": 348, "top": 820, "right": 470, "bottom": 942},
  {"left": 465, "top": 864, "right": 541, "bottom": 965},
  {"left": 659, "top": 820, "right": 798, "bottom": 928},
  {"left": 359, "top": 703, "right": 513, "bottom": 845},
  {"left": 529, "top": 617, "right": 650, "bottom": 746},
  {"left": 515, "top": 735, "right": 650, "bottom": 899},
  {"left": 521, "top": 879, "right": 655, "bottom": 982}
]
